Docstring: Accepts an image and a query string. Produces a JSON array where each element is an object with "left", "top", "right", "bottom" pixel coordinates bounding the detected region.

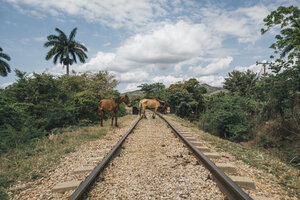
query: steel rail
[
  {"left": 68, "top": 116, "right": 142, "bottom": 200},
  {"left": 158, "top": 113, "right": 252, "bottom": 200}
]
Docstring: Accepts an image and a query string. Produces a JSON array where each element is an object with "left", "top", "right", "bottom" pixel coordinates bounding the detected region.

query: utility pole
[{"left": 256, "top": 61, "right": 272, "bottom": 78}]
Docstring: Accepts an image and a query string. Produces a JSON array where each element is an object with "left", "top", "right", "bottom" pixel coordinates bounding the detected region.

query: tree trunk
[{"left": 66, "top": 64, "right": 69, "bottom": 75}]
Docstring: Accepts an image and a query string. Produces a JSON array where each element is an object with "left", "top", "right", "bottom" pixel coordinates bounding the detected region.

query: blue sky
[{"left": 1, "top": 0, "right": 299, "bottom": 92}]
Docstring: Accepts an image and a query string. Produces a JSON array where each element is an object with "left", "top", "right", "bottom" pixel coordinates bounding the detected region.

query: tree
[
  {"left": 224, "top": 70, "right": 259, "bottom": 97},
  {"left": 260, "top": 5, "right": 300, "bottom": 129},
  {"left": 261, "top": 6, "right": 300, "bottom": 61},
  {"left": 138, "top": 82, "right": 166, "bottom": 99},
  {"left": 0, "top": 47, "right": 11, "bottom": 77},
  {"left": 44, "top": 27, "right": 88, "bottom": 75}
]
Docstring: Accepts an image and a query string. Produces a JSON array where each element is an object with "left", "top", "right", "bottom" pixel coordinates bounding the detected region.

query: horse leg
[
  {"left": 115, "top": 110, "right": 118, "bottom": 127},
  {"left": 99, "top": 110, "right": 104, "bottom": 127},
  {"left": 153, "top": 107, "right": 157, "bottom": 119},
  {"left": 142, "top": 106, "right": 147, "bottom": 118},
  {"left": 111, "top": 111, "right": 114, "bottom": 126}
]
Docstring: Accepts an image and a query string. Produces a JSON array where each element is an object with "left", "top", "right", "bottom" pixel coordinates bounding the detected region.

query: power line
[{"left": 256, "top": 61, "right": 273, "bottom": 78}]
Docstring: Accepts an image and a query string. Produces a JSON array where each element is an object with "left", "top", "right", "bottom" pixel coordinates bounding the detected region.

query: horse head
[
  {"left": 122, "top": 94, "right": 131, "bottom": 106},
  {"left": 158, "top": 100, "right": 166, "bottom": 110}
]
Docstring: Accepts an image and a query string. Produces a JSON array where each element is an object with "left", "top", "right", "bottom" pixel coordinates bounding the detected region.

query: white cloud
[
  {"left": 33, "top": 37, "right": 46, "bottom": 42},
  {"left": 103, "top": 42, "right": 111, "bottom": 47},
  {"left": 190, "top": 56, "right": 233, "bottom": 76},
  {"left": 5, "top": 0, "right": 168, "bottom": 29},
  {"left": 152, "top": 75, "right": 184, "bottom": 87},
  {"left": 234, "top": 63, "right": 262, "bottom": 73},
  {"left": 116, "top": 20, "right": 221, "bottom": 69},
  {"left": 116, "top": 71, "right": 149, "bottom": 83},
  {"left": 197, "top": 75, "right": 225, "bottom": 87},
  {"left": 1, "top": 82, "right": 13, "bottom": 88},
  {"left": 199, "top": 5, "right": 270, "bottom": 44},
  {"left": 49, "top": 20, "right": 222, "bottom": 74},
  {"left": 234, "top": 61, "right": 273, "bottom": 76},
  {"left": 123, "top": 82, "right": 142, "bottom": 93},
  {"left": 121, "top": 74, "right": 184, "bottom": 92}
]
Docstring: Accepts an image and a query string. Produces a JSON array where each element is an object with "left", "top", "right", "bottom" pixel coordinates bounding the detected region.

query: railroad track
[{"left": 50, "top": 112, "right": 272, "bottom": 200}]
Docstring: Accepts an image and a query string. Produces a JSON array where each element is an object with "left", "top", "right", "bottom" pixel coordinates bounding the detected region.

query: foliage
[
  {"left": 0, "top": 47, "right": 11, "bottom": 77},
  {"left": 224, "top": 70, "right": 259, "bottom": 97},
  {"left": 200, "top": 94, "right": 252, "bottom": 142},
  {"left": 167, "top": 78, "right": 206, "bottom": 119},
  {"left": 138, "top": 82, "right": 166, "bottom": 99},
  {"left": 44, "top": 27, "right": 88, "bottom": 75},
  {"left": 257, "top": 134, "right": 276, "bottom": 148},
  {"left": 0, "top": 70, "right": 120, "bottom": 154},
  {"left": 258, "top": 6, "right": 300, "bottom": 132},
  {"left": 261, "top": 6, "right": 300, "bottom": 60}
]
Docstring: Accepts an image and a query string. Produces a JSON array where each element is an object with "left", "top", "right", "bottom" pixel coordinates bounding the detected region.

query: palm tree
[
  {"left": 0, "top": 47, "right": 11, "bottom": 77},
  {"left": 44, "top": 27, "right": 88, "bottom": 75}
]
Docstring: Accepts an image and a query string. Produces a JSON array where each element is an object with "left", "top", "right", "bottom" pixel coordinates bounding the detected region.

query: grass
[
  {"left": 167, "top": 114, "right": 300, "bottom": 197},
  {"left": 0, "top": 124, "right": 107, "bottom": 199}
]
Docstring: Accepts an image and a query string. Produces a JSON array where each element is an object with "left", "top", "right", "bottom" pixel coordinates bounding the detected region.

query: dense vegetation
[
  {"left": 137, "top": 6, "right": 300, "bottom": 166},
  {"left": 0, "top": 70, "right": 127, "bottom": 154}
]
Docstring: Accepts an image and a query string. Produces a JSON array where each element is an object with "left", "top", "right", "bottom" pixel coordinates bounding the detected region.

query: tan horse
[
  {"left": 98, "top": 95, "right": 130, "bottom": 127},
  {"left": 139, "top": 99, "right": 166, "bottom": 119}
]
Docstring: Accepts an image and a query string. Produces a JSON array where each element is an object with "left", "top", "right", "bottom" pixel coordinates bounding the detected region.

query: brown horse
[
  {"left": 98, "top": 95, "right": 130, "bottom": 127},
  {"left": 139, "top": 99, "right": 166, "bottom": 119}
]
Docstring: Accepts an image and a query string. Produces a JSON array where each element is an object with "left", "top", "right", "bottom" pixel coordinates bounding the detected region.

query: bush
[
  {"left": 200, "top": 94, "right": 251, "bottom": 142},
  {"left": 73, "top": 90, "right": 102, "bottom": 122},
  {"left": 257, "top": 134, "right": 276, "bottom": 148}
]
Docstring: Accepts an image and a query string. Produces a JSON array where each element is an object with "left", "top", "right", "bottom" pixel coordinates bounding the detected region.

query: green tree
[
  {"left": 0, "top": 47, "right": 11, "bottom": 77},
  {"left": 259, "top": 5, "right": 300, "bottom": 131},
  {"left": 201, "top": 94, "right": 251, "bottom": 142},
  {"left": 224, "top": 70, "right": 259, "bottom": 97},
  {"left": 261, "top": 6, "right": 300, "bottom": 60},
  {"left": 138, "top": 82, "right": 166, "bottom": 99},
  {"left": 44, "top": 27, "right": 88, "bottom": 75}
]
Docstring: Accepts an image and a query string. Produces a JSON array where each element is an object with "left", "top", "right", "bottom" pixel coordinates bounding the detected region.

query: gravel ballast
[{"left": 87, "top": 114, "right": 225, "bottom": 199}]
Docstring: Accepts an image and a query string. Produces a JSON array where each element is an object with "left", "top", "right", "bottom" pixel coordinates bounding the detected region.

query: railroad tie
[
  {"left": 73, "top": 166, "right": 94, "bottom": 174},
  {"left": 88, "top": 157, "right": 103, "bottom": 163},
  {"left": 181, "top": 132, "right": 192, "bottom": 137},
  {"left": 215, "top": 163, "right": 237, "bottom": 174},
  {"left": 52, "top": 181, "right": 82, "bottom": 193},
  {"left": 203, "top": 152, "right": 221, "bottom": 159},
  {"left": 229, "top": 176, "right": 256, "bottom": 190},
  {"left": 192, "top": 141, "right": 205, "bottom": 146},
  {"left": 195, "top": 145, "right": 211, "bottom": 152},
  {"left": 251, "top": 196, "right": 274, "bottom": 200},
  {"left": 184, "top": 136, "right": 198, "bottom": 142}
]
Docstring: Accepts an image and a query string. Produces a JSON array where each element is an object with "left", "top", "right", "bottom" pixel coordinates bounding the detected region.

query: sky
[{"left": 1, "top": 0, "right": 299, "bottom": 92}]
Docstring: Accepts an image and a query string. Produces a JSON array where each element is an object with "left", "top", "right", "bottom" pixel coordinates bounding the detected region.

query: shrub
[
  {"left": 200, "top": 94, "right": 251, "bottom": 142},
  {"left": 257, "top": 134, "right": 276, "bottom": 148}
]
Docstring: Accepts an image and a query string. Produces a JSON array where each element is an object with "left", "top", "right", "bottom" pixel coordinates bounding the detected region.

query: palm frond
[
  {"left": 0, "top": 60, "right": 11, "bottom": 76},
  {"left": 69, "top": 27, "right": 77, "bottom": 41},
  {"left": 45, "top": 47, "right": 58, "bottom": 60},
  {"left": 44, "top": 41, "right": 61, "bottom": 47},
  {"left": 73, "top": 49, "right": 87, "bottom": 63},
  {"left": 74, "top": 41, "right": 88, "bottom": 51},
  {"left": 55, "top": 28, "right": 67, "bottom": 40},
  {"left": 53, "top": 53, "right": 61, "bottom": 64},
  {"left": 0, "top": 52, "right": 11, "bottom": 61},
  {"left": 47, "top": 35, "right": 60, "bottom": 41},
  {"left": 71, "top": 52, "right": 77, "bottom": 63}
]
